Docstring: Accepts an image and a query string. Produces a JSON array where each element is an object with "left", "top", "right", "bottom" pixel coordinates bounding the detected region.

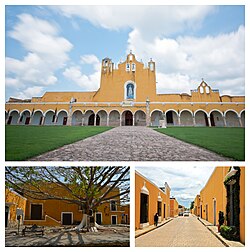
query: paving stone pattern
[
  {"left": 136, "top": 216, "right": 225, "bottom": 247},
  {"left": 30, "top": 126, "right": 231, "bottom": 161},
  {"left": 5, "top": 227, "right": 129, "bottom": 247}
]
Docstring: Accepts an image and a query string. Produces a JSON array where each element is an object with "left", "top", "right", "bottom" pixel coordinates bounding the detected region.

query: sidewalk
[
  {"left": 197, "top": 216, "right": 244, "bottom": 247},
  {"left": 135, "top": 218, "right": 173, "bottom": 238}
]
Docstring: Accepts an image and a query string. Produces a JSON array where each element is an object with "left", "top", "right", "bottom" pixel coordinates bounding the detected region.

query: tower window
[
  {"left": 126, "top": 63, "right": 130, "bottom": 72},
  {"left": 132, "top": 63, "right": 136, "bottom": 72}
]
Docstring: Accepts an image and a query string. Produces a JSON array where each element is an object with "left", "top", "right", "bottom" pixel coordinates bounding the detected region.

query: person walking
[{"left": 154, "top": 213, "right": 159, "bottom": 226}]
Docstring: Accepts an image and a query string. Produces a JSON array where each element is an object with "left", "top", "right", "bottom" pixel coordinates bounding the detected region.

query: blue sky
[
  {"left": 5, "top": 5, "right": 245, "bottom": 99},
  {"left": 136, "top": 165, "right": 215, "bottom": 208}
]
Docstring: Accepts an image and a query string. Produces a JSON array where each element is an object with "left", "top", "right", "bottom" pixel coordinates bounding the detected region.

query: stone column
[
  {"left": 178, "top": 115, "right": 181, "bottom": 126},
  {"left": 133, "top": 114, "right": 135, "bottom": 126},
  {"left": 94, "top": 114, "right": 97, "bottom": 126},
  {"left": 120, "top": 115, "right": 122, "bottom": 126},
  {"left": 207, "top": 116, "right": 211, "bottom": 127},
  {"left": 192, "top": 116, "right": 196, "bottom": 127},
  {"left": 238, "top": 116, "right": 242, "bottom": 127},
  {"left": 146, "top": 98, "right": 150, "bottom": 126},
  {"left": 41, "top": 116, "right": 45, "bottom": 125},
  {"left": 6, "top": 114, "right": 10, "bottom": 125},
  {"left": 107, "top": 114, "right": 109, "bottom": 126},
  {"left": 223, "top": 115, "right": 227, "bottom": 127}
]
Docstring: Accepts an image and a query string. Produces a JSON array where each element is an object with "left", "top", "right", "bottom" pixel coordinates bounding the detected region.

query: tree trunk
[{"left": 74, "top": 213, "right": 88, "bottom": 230}]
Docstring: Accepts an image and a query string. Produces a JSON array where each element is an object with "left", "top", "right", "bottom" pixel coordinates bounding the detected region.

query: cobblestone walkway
[
  {"left": 30, "top": 126, "right": 231, "bottom": 161},
  {"left": 136, "top": 216, "right": 225, "bottom": 247}
]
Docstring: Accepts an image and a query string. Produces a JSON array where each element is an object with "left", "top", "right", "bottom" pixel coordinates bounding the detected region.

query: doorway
[
  {"left": 96, "top": 213, "right": 102, "bottom": 225},
  {"left": 125, "top": 111, "right": 133, "bottom": 126},
  {"left": 62, "top": 212, "right": 73, "bottom": 225},
  {"left": 63, "top": 117, "right": 67, "bottom": 125},
  {"left": 111, "top": 215, "right": 117, "bottom": 225},
  {"left": 140, "top": 193, "right": 149, "bottom": 224},
  {"left": 31, "top": 204, "right": 42, "bottom": 220}
]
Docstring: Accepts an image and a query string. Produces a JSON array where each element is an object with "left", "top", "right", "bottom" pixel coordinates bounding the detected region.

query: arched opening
[
  {"left": 240, "top": 111, "right": 245, "bottom": 127},
  {"left": 19, "top": 110, "right": 31, "bottom": 125},
  {"left": 56, "top": 111, "right": 68, "bottom": 125},
  {"left": 96, "top": 110, "right": 108, "bottom": 126},
  {"left": 150, "top": 110, "right": 162, "bottom": 127},
  {"left": 109, "top": 110, "right": 120, "bottom": 127},
  {"left": 7, "top": 111, "right": 19, "bottom": 125},
  {"left": 44, "top": 111, "right": 55, "bottom": 125},
  {"left": 84, "top": 110, "right": 95, "bottom": 126},
  {"left": 195, "top": 111, "right": 209, "bottom": 127},
  {"left": 166, "top": 110, "right": 178, "bottom": 126},
  {"left": 72, "top": 110, "right": 83, "bottom": 126},
  {"left": 122, "top": 111, "right": 133, "bottom": 126},
  {"left": 88, "top": 114, "right": 95, "bottom": 125},
  {"left": 225, "top": 111, "right": 240, "bottom": 127},
  {"left": 180, "top": 110, "right": 193, "bottom": 126},
  {"left": 209, "top": 110, "right": 224, "bottom": 127},
  {"left": 31, "top": 111, "right": 43, "bottom": 125},
  {"left": 134, "top": 110, "right": 146, "bottom": 126}
]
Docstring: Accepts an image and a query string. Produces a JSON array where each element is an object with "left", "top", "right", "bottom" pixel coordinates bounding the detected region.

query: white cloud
[
  {"left": 63, "top": 65, "right": 100, "bottom": 91},
  {"left": 54, "top": 5, "right": 244, "bottom": 96},
  {"left": 5, "top": 13, "right": 73, "bottom": 98},
  {"left": 136, "top": 165, "right": 215, "bottom": 207},
  {"left": 128, "top": 26, "right": 245, "bottom": 95},
  {"left": 16, "top": 86, "right": 45, "bottom": 99}
]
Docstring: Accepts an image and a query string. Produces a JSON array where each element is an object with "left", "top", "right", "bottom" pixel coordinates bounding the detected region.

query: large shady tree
[{"left": 5, "top": 166, "right": 130, "bottom": 230}]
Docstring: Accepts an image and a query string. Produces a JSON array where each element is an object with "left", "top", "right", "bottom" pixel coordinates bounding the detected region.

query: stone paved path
[
  {"left": 30, "top": 126, "right": 231, "bottom": 161},
  {"left": 135, "top": 216, "right": 225, "bottom": 247}
]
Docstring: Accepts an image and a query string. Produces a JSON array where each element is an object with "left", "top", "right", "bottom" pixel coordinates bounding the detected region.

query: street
[{"left": 136, "top": 215, "right": 225, "bottom": 247}]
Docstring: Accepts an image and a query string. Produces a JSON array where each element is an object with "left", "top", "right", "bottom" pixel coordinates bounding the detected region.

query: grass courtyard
[
  {"left": 155, "top": 127, "right": 245, "bottom": 160},
  {"left": 5, "top": 125, "right": 112, "bottom": 161}
]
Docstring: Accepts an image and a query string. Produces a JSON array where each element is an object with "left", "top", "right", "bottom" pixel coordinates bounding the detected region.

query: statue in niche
[{"left": 127, "top": 83, "right": 134, "bottom": 99}]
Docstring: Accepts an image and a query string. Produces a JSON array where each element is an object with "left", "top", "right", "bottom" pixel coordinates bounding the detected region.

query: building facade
[
  {"left": 5, "top": 185, "right": 129, "bottom": 227},
  {"left": 5, "top": 188, "right": 27, "bottom": 228},
  {"left": 5, "top": 52, "right": 245, "bottom": 128},
  {"left": 170, "top": 198, "right": 179, "bottom": 217},
  {"left": 194, "top": 167, "right": 245, "bottom": 244},
  {"left": 135, "top": 171, "right": 171, "bottom": 230}
]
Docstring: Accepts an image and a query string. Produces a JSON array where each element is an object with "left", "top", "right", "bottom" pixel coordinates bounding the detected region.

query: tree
[
  {"left": 5, "top": 166, "right": 130, "bottom": 230},
  {"left": 190, "top": 201, "right": 194, "bottom": 210}
]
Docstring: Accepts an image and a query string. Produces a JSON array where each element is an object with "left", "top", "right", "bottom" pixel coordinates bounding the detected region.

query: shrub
[{"left": 220, "top": 225, "right": 239, "bottom": 241}]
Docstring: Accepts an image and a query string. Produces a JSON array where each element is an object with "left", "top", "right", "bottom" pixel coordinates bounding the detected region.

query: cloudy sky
[
  {"left": 5, "top": 5, "right": 245, "bottom": 99},
  {"left": 136, "top": 165, "right": 215, "bottom": 208}
]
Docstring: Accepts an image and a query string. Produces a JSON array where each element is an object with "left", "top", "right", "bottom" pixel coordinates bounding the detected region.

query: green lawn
[
  {"left": 6, "top": 125, "right": 112, "bottom": 161},
  {"left": 155, "top": 127, "right": 245, "bottom": 160}
]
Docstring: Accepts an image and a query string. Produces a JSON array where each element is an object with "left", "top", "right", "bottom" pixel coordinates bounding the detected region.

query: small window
[
  {"left": 126, "top": 63, "right": 130, "bottom": 72},
  {"left": 199, "top": 86, "right": 204, "bottom": 94},
  {"left": 132, "top": 63, "right": 136, "bottom": 72},
  {"left": 205, "top": 86, "right": 210, "bottom": 94},
  {"left": 110, "top": 200, "right": 117, "bottom": 211},
  {"left": 129, "top": 54, "right": 133, "bottom": 61},
  {"left": 149, "top": 63, "right": 154, "bottom": 71}
]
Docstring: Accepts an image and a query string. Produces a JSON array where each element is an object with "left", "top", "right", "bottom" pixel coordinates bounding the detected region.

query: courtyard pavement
[
  {"left": 30, "top": 126, "right": 231, "bottom": 161},
  {"left": 5, "top": 226, "right": 129, "bottom": 247},
  {"left": 136, "top": 215, "right": 225, "bottom": 247}
]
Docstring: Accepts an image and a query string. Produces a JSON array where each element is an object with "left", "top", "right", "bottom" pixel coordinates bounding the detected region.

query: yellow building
[
  {"left": 5, "top": 188, "right": 27, "bottom": 227},
  {"left": 5, "top": 52, "right": 245, "bottom": 127},
  {"left": 193, "top": 195, "right": 201, "bottom": 217},
  {"left": 170, "top": 197, "right": 179, "bottom": 217},
  {"left": 194, "top": 167, "right": 245, "bottom": 244},
  {"left": 6, "top": 184, "right": 129, "bottom": 227},
  {"left": 135, "top": 171, "right": 171, "bottom": 230}
]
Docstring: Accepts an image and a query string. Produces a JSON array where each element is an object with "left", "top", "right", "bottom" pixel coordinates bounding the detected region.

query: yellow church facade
[{"left": 5, "top": 52, "right": 245, "bottom": 127}]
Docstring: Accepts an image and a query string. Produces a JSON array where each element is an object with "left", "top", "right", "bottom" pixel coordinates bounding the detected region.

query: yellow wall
[
  {"left": 199, "top": 167, "right": 245, "bottom": 244},
  {"left": 5, "top": 188, "right": 27, "bottom": 227},
  {"left": 170, "top": 198, "right": 179, "bottom": 217},
  {"left": 5, "top": 52, "right": 245, "bottom": 127},
  {"left": 135, "top": 171, "right": 170, "bottom": 230},
  {"left": 19, "top": 183, "right": 127, "bottom": 226},
  {"left": 239, "top": 167, "right": 245, "bottom": 244}
]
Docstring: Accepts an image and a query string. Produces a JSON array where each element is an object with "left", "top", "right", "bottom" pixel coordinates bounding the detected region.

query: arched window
[{"left": 126, "top": 83, "right": 134, "bottom": 99}]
